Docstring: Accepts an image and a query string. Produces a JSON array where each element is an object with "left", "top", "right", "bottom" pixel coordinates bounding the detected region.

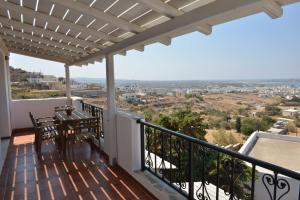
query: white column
[
  {"left": 105, "top": 53, "right": 118, "bottom": 165},
  {"left": 64, "top": 65, "right": 72, "bottom": 106},
  {"left": 0, "top": 50, "right": 12, "bottom": 138},
  {"left": 5, "top": 55, "right": 12, "bottom": 133}
]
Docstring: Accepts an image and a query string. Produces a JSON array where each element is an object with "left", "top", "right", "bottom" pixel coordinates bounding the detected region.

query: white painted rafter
[
  {"left": 135, "top": 0, "right": 183, "bottom": 18},
  {"left": 6, "top": 43, "right": 69, "bottom": 63},
  {"left": 0, "top": 1, "right": 120, "bottom": 43},
  {"left": 0, "top": 27, "right": 88, "bottom": 55},
  {"left": 262, "top": 0, "right": 283, "bottom": 18},
  {"left": 0, "top": 16, "right": 104, "bottom": 50},
  {"left": 158, "top": 37, "right": 172, "bottom": 46},
  {"left": 195, "top": 23, "right": 212, "bottom": 35},
  {"left": 2, "top": 35, "right": 79, "bottom": 58},
  {"left": 49, "top": 0, "right": 144, "bottom": 33},
  {"left": 134, "top": 45, "right": 144, "bottom": 52},
  {"left": 6, "top": 42, "right": 72, "bottom": 62}
]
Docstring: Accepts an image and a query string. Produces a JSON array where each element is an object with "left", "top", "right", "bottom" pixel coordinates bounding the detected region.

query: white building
[
  {"left": 240, "top": 131, "right": 300, "bottom": 200},
  {"left": 283, "top": 108, "right": 300, "bottom": 117}
]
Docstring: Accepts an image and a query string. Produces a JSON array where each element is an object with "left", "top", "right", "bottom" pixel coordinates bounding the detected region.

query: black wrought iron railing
[
  {"left": 137, "top": 120, "right": 300, "bottom": 200},
  {"left": 80, "top": 101, "right": 104, "bottom": 138}
]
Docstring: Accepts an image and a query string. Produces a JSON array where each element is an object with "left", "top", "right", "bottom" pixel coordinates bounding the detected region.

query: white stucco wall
[
  {"left": 253, "top": 172, "right": 300, "bottom": 200},
  {"left": 114, "top": 112, "right": 185, "bottom": 200},
  {"left": 11, "top": 97, "right": 82, "bottom": 129},
  {"left": 116, "top": 111, "right": 141, "bottom": 172}
]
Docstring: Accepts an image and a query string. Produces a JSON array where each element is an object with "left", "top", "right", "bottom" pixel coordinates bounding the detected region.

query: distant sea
[{"left": 73, "top": 77, "right": 300, "bottom": 88}]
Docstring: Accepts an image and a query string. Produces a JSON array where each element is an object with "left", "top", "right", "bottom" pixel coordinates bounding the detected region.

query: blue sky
[{"left": 10, "top": 3, "right": 300, "bottom": 81}]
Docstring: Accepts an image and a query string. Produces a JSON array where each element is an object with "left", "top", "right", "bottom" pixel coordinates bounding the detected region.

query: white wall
[
  {"left": 11, "top": 97, "right": 82, "bottom": 129},
  {"left": 254, "top": 172, "right": 300, "bottom": 200},
  {"left": 116, "top": 111, "right": 141, "bottom": 172},
  {"left": 114, "top": 112, "right": 185, "bottom": 200}
]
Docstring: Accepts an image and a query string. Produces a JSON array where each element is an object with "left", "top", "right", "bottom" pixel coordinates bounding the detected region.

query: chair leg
[
  {"left": 62, "top": 136, "right": 67, "bottom": 158},
  {"left": 89, "top": 138, "right": 94, "bottom": 152},
  {"left": 34, "top": 134, "right": 39, "bottom": 151},
  {"left": 37, "top": 140, "right": 42, "bottom": 159},
  {"left": 98, "top": 138, "right": 101, "bottom": 151},
  {"left": 72, "top": 140, "right": 75, "bottom": 160},
  {"left": 55, "top": 136, "right": 60, "bottom": 151}
]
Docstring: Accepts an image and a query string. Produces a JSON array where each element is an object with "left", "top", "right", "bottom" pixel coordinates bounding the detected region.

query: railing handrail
[
  {"left": 80, "top": 100, "right": 103, "bottom": 109},
  {"left": 137, "top": 119, "right": 300, "bottom": 180}
]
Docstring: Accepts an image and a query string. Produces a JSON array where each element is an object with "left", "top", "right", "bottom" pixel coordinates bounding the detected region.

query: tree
[
  {"left": 265, "top": 105, "right": 281, "bottom": 116},
  {"left": 236, "top": 117, "right": 241, "bottom": 132},
  {"left": 143, "top": 108, "right": 155, "bottom": 122},
  {"left": 58, "top": 77, "right": 65, "bottom": 83},
  {"left": 209, "top": 154, "right": 252, "bottom": 199},
  {"left": 241, "top": 118, "right": 259, "bottom": 136},
  {"left": 240, "top": 116, "right": 274, "bottom": 136},
  {"left": 155, "top": 108, "right": 208, "bottom": 140},
  {"left": 287, "top": 121, "right": 297, "bottom": 133}
]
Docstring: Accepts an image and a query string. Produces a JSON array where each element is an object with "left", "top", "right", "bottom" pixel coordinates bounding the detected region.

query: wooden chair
[
  {"left": 54, "top": 106, "right": 66, "bottom": 112},
  {"left": 66, "top": 117, "right": 101, "bottom": 158},
  {"left": 29, "top": 112, "right": 60, "bottom": 158}
]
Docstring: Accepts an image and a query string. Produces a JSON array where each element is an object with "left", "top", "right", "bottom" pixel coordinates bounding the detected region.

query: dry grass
[
  {"left": 203, "top": 93, "right": 278, "bottom": 113},
  {"left": 205, "top": 129, "right": 246, "bottom": 145}
]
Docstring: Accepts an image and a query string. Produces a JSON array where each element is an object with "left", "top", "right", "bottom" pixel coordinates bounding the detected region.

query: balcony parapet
[{"left": 11, "top": 97, "right": 82, "bottom": 130}]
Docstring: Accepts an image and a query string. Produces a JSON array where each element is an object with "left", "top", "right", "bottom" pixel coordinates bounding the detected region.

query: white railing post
[
  {"left": 64, "top": 65, "right": 72, "bottom": 106},
  {"left": 105, "top": 53, "right": 118, "bottom": 165}
]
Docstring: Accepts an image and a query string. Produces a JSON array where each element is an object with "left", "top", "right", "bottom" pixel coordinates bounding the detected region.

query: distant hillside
[{"left": 10, "top": 66, "right": 43, "bottom": 82}]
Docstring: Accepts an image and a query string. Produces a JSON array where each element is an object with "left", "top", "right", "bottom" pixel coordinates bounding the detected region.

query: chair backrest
[
  {"left": 73, "top": 118, "right": 100, "bottom": 129},
  {"left": 72, "top": 118, "right": 100, "bottom": 136},
  {"left": 54, "top": 106, "right": 66, "bottom": 112}
]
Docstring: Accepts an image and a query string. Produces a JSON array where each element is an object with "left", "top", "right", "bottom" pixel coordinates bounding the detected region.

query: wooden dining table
[
  {"left": 55, "top": 110, "right": 97, "bottom": 157},
  {"left": 55, "top": 110, "right": 96, "bottom": 122}
]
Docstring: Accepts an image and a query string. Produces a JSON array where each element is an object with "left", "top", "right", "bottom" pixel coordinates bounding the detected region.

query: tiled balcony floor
[{"left": 0, "top": 131, "right": 156, "bottom": 200}]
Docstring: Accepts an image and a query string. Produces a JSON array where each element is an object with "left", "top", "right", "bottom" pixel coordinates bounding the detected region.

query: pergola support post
[
  {"left": 5, "top": 55, "right": 12, "bottom": 133},
  {"left": 0, "top": 46, "right": 12, "bottom": 138},
  {"left": 105, "top": 53, "right": 118, "bottom": 166},
  {"left": 65, "top": 65, "right": 72, "bottom": 106}
]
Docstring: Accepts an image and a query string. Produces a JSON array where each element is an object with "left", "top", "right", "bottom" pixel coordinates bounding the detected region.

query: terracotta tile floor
[{"left": 0, "top": 131, "right": 156, "bottom": 200}]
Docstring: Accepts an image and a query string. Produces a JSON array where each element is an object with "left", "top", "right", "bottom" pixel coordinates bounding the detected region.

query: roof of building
[
  {"left": 249, "top": 137, "right": 300, "bottom": 172},
  {"left": 0, "top": 0, "right": 299, "bottom": 66},
  {"left": 283, "top": 108, "right": 300, "bottom": 112},
  {"left": 240, "top": 131, "right": 300, "bottom": 172}
]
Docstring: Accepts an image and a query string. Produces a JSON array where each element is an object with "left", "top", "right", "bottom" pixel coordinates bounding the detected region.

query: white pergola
[{"left": 0, "top": 0, "right": 299, "bottom": 164}]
